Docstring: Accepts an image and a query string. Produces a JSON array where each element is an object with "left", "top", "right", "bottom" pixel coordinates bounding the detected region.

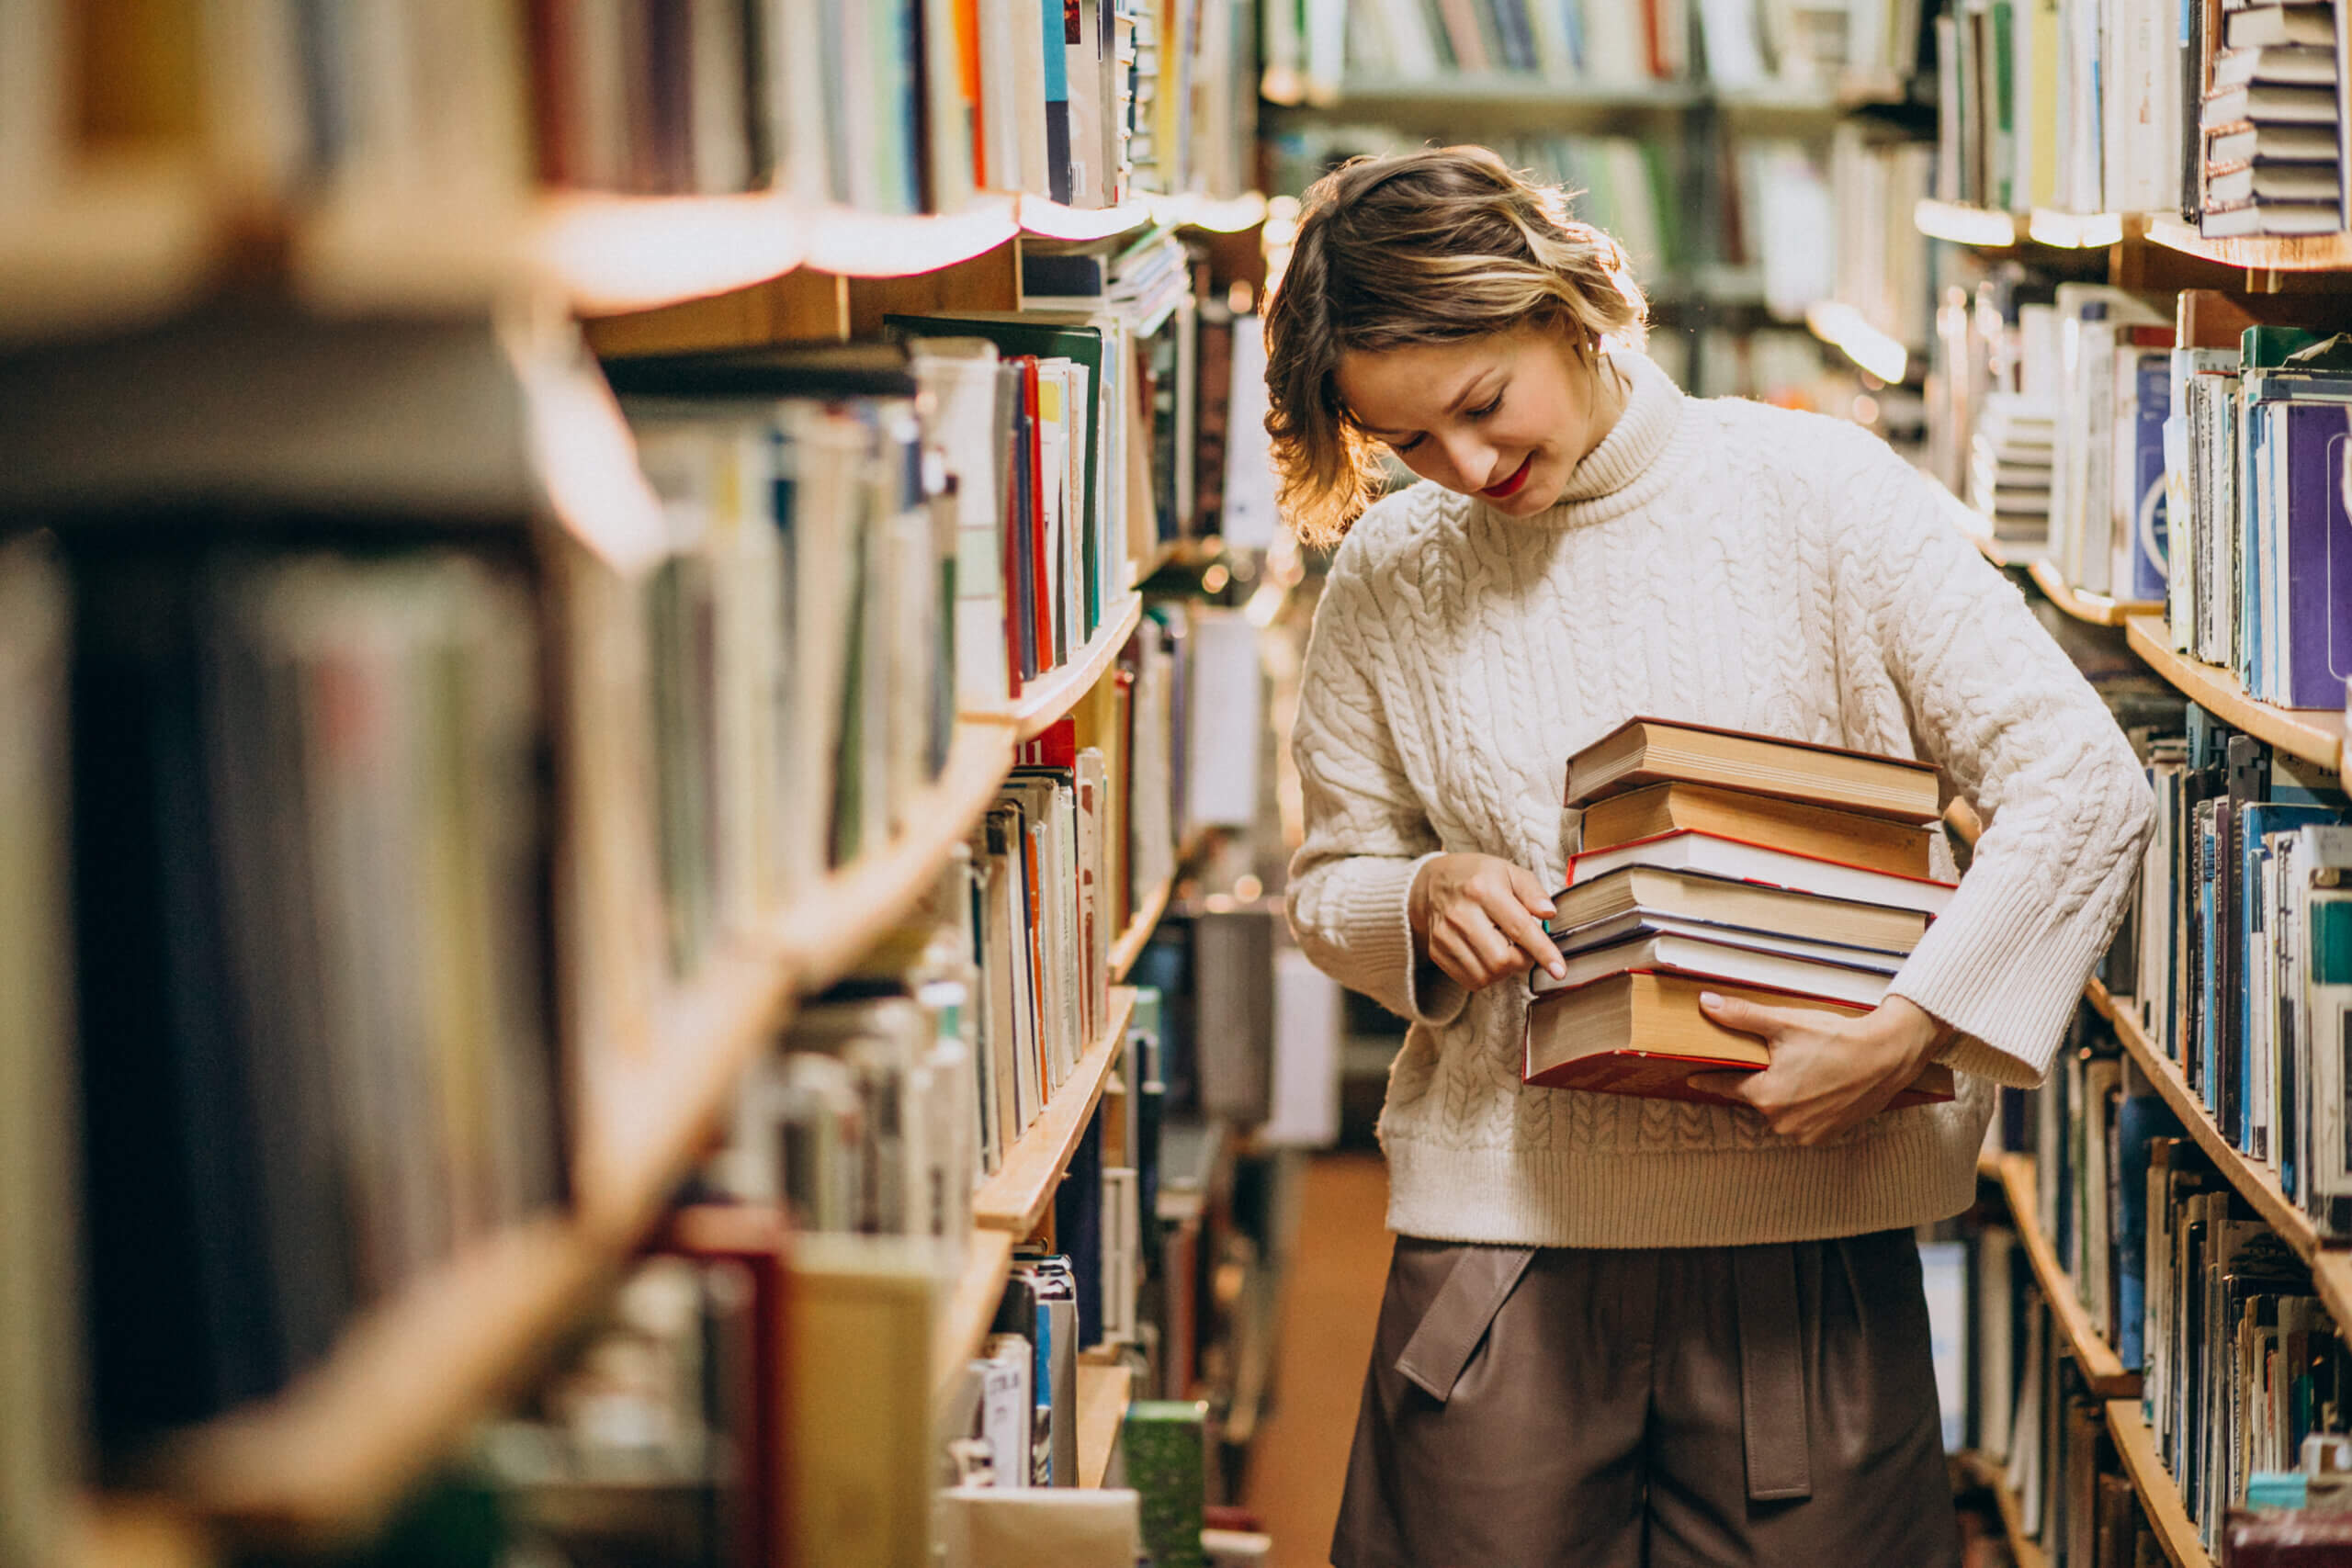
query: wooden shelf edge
[
  {"left": 1952, "top": 1450, "right": 2049, "bottom": 1568},
  {"left": 972, "top": 987, "right": 1140, "bottom": 1235},
  {"left": 2084, "top": 980, "right": 2352, "bottom": 1333},
  {"left": 1109, "top": 874, "right": 1174, "bottom": 982},
  {"left": 1991, "top": 1154, "right": 2139, "bottom": 1393},
  {"left": 2144, "top": 213, "right": 2352, "bottom": 276},
  {"left": 1075, "top": 1360, "right": 1134, "bottom": 1489},
  {"left": 2025, "top": 560, "right": 2159, "bottom": 627},
  {"left": 165, "top": 1218, "right": 611, "bottom": 1533},
  {"left": 776, "top": 717, "right": 1016, "bottom": 988},
  {"left": 2120, "top": 615, "right": 2343, "bottom": 772},
  {"left": 1012, "top": 592, "right": 1144, "bottom": 741},
  {"left": 2104, "top": 1400, "right": 2211, "bottom": 1568},
  {"left": 934, "top": 1229, "right": 1019, "bottom": 1402}
]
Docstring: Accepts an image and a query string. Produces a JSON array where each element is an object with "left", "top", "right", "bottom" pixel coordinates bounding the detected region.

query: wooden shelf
[
  {"left": 934, "top": 1229, "right": 1019, "bottom": 1402},
  {"left": 1019, "top": 197, "right": 1156, "bottom": 243},
  {"left": 62, "top": 1497, "right": 210, "bottom": 1568},
  {"left": 2120, "top": 615, "right": 2343, "bottom": 772},
  {"left": 1012, "top": 592, "right": 1144, "bottom": 741},
  {"left": 1154, "top": 191, "right": 1271, "bottom": 235},
  {"left": 775, "top": 716, "right": 1017, "bottom": 988},
  {"left": 1075, "top": 1359, "right": 1134, "bottom": 1489},
  {"left": 1952, "top": 1450, "right": 2048, "bottom": 1568},
  {"left": 1281, "top": 74, "right": 1706, "bottom": 113},
  {"left": 574, "top": 942, "right": 803, "bottom": 1236},
  {"left": 165, "top": 1218, "right": 610, "bottom": 1533},
  {"left": 538, "top": 189, "right": 811, "bottom": 315},
  {"left": 0, "top": 165, "right": 223, "bottom": 343},
  {"left": 1110, "top": 874, "right": 1175, "bottom": 982},
  {"left": 2085, "top": 979, "right": 2352, "bottom": 1332},
  {"left": 973, "top": 987, "right": 1139, "bottom": 1235},
  {"left": 2105, "top": 1400, "right": 2211, "bottom": 1568},
  {"left": 1914, "top": 198, "right": 2022, "bottom": 248},
  {"left": 2144, "top": 214, "right": 2352, "bottom": 276},
  {"left": 2025, "top": 561, "right": 2160, "bottom": 627},
  {"left": 1990, "top": 1153, "right": 2140, "bottom": 1395}
]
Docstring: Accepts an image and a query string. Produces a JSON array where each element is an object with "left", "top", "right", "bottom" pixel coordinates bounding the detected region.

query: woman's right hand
[{"left": 1408, "top": 853, "right": 1567, "bottom": 991}]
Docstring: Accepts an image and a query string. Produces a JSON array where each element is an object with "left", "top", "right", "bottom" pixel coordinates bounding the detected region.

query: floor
[{"left": 1240, "top": 1152, "right": 1393, "bottom": 1568}]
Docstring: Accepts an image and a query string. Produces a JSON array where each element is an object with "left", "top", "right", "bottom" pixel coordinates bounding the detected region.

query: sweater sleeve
[
  {"left": 1283, "top": 563, "right": 1470, "bottom": 1028},
  {"left": 1827, "top": 437, "right": 2155, "bottom": 1089}
]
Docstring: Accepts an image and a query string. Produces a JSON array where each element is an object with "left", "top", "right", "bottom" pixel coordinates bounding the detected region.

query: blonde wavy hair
[{"left": 1262, "top": 145, "right": 1648, "bottom": 545}]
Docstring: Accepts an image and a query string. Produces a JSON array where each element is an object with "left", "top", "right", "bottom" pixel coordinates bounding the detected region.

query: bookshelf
[
  {"left": 2024, "top": 560, "right": 2159, "bottom": 627},
  {"left": 2120, "top": 616, "right": 2345, "bottom": 773},
  {"left": 2084, "top": 979, "right": 2352, "bottom": 1335},
  {"left": 2104, "top": 1401, "right": 2209, "bottom": 1568},
  {"left": 934, "top": 1230, "right": 1022, "bottom": 1404},
  {"left": 972, "top": 987, "right": 1141, "bottom": 1236},
  {"left": 1953, "top": 1450, "right": 2050, "bottom": 1568},
  {"left": 1981, "top": 1152, "right": 2214, "bottom": 1564},
  {"left": 1074, "top": 1358, "right": 1134, "bottom": 1489},
  {"left": 1013, "top": 592, "right": 1148, "bottom": 742},
  {"left": 0, "top": 168, "right": 222, "bottom": 342},
  {"left": 2141, "top": 216, "right": 2352, "bottom": 277},
  {"left": 1111, "top": 874, "right": 1177, "bottom": 983},
  {"left": 1992, "top": 1154, "right": 2139, "bottom": 1395},
  {"left": 168, "top": 1220, "right": 607, "bottom": 1532}
]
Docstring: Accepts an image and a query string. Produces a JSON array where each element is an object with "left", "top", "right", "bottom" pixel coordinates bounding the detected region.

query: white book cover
[
  {"left": 978, "top": 1335, "right": 1035, "bottom": 1487},
  {"left": 908, "top": 341, "right": 1012, "bottom": 711},
  {"left": 1183, "top": 611, "right": 1263, "bottom": 832},
  {"left": 1567, "top": 829, "right": 1956, "bottom": 916},
  {"left": 2299, "top": 826, "right": 2352, "bottom": 1209},
  {"left": 1918, "top": 1238, "right": 1970, "bottom": 1451},
  {"left": 1528, "top": 931, "right": 1898, "bottom": 1008}
]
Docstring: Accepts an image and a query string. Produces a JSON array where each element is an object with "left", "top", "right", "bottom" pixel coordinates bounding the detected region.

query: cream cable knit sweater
[{"left": 1286, "top": 351, "right": 2155, "bottom": 1248}]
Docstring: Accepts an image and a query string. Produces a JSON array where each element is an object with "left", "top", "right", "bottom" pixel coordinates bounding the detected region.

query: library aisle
[{"left": 1240, "top": 1156, "right": 1392, "bottom": 1565}]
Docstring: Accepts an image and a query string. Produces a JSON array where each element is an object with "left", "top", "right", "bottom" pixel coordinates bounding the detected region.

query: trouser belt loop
[
  {"left": 1732, "top": 1244, "right": 1814, "bottom": 1502},
  {"left": 1394, "top": 1245, "right": 1537, "bottom": 1404}
]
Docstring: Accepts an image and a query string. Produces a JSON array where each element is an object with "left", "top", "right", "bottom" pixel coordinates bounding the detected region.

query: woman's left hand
[{"left": 1688, "top": 993, "right": 1951, "bottom": 1145}]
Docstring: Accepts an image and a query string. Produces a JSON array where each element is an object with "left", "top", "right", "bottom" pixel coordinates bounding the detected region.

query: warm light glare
[
  {"left": 1242, "top": 580, "right": 1285, "bottom": 626},
  {"left": 1912, "top": 198, "right": 2018, "bottom": 247},
  {"left": 1804, "top": 301, "right": 1908, "bottom": 384},
  {"left": 1202, "top": 563, "right": 1231, "bottom": 592},
  {"left": 1232, "top": 874, "right": 1264, "bottom": 902},
  {"left": 2026, "top": 209, "right": 2125, "bottom": 249}
]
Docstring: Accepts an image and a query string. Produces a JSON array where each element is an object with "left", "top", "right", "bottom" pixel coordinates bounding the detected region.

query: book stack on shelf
[
  {"left": 1969, "top": 390, "right": 2059, "bottom": 543},
  {"left": 2199, "top": 2, "right": 2348, "bottom": 238},
  {"left": 1525, "top": 717, "right": 1958, "bottom": 1105}
]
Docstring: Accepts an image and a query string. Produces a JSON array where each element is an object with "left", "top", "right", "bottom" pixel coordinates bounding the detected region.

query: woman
[{"left": 1267, "top": 146, "right": 2152, "bottom": 1567}]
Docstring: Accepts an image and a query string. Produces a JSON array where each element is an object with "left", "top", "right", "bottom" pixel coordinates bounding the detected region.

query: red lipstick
[{"left": 1480, "top": 454, "right": 1533, "bottom": 500}]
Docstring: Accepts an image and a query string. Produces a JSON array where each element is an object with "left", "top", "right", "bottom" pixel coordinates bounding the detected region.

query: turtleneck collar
[{"left": 1496, "top": 349, "right": 1685, "bottom": 528}]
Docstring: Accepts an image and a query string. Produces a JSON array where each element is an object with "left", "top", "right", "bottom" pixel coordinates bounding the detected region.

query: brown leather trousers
[{"left": 1331, "top": 1228, "right": 1963, "bottom": 1568}]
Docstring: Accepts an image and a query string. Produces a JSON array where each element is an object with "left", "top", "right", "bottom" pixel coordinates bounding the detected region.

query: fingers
[
  {"left": 1504, "top": 863, "right": 1558, "bottom": 919},
  {"left": 1476, "top": 883, "right": 1566, "bottom": 980},
  {"left": 1429, "top": 903, "right": 1521, "bottom": 990},
  {"left": 1696, "top": 989, "right": 1798, "bottom": 1042}
]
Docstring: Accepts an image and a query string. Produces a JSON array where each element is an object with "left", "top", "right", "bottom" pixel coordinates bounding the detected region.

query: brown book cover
[
  {"left": 1522, "top": 970, "right": 1957, "bottom": 1108},
  {"left": 1565, "top": 716, "right": 1943, "bottom": 823},
  {"left": 659, "top": 1205, "right": 792, "bottom": 1568},
  {"left": 1578, "top": 781, "right": 1937, "bottom": 878}
]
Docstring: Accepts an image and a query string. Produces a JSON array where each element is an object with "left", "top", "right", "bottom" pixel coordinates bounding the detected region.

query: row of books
[
  {"left": 1299, "top": 0, "right": 1693, "bottom": 83},
  {"left": 1980, "top": 1021, "right": 2352, "bottom": 1558},
  {"left": 1930, "top": 0, "right": 2352, "bottom": 236},
  {"left": 1647, "top": 325, "right": 1849, "bottom": 405},
  {"left": 1521, "top": 718, "right": 1958, "bottom": 1106},
  {"left": 2159, "top": 305, "right": 2352, "bottom": 709},
  {"left": 51, "top": 535, "right": 571, "bottom": 1458},
  {"left": 2, "top": 0, "right": 1258, "bottom": 219},
  {"left": 1831, "top": 122, "right": 1938, "bottom": 355},
  {"left": 2121, "top": 707, "right": 2352, "bottom": 1235},
  {"left": 1956, "top": 1213, "right": 2174, "bottom": 1565},
  {"left": 2041, "top": 284, "right": 2173, "bottom": 604}
]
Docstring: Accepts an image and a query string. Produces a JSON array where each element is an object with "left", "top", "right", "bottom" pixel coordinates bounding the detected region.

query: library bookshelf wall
[{"left": 17, "top": 171, "right": 1262, "bottom": 1568}]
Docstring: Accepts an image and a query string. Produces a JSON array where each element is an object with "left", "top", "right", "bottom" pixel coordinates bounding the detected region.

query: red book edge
[{"left": 1023, "top": 359, "right": 1053, "bottom": 672}]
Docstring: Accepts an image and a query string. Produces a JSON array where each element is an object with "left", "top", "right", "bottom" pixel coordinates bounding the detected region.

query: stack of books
[
  {"left": 1524, "top": 717, "right": 1960, "bottom": 1107},
  {"left": 2200, "top": 3, "right": 2349, "bottom": 238},
  {"left": 1968, "top": 392, "right": 2058, "bottom": 544}
]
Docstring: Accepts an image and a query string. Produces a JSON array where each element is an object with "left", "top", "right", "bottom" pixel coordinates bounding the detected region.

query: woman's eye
[
  {"left": 1392, "top": 434, "right": 1425, "bottom": 454},
  {"left": 1467, "top": 394, "right": 1502, "bottom": 420}
]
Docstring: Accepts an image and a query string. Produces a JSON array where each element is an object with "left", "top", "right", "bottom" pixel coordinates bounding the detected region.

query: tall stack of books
[
  {"left": 1969, "top": 391, "right": 2058, "bottom": 544},
  {"left": 2200, "top": 2, "right": 2349, "bottom": 237},
  {"left": 1525, "top": 717, "right": 1959, "bottom": 1106}
]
